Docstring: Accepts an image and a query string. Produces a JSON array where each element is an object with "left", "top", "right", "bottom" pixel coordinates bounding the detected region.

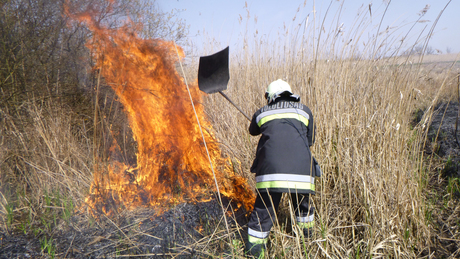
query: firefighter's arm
[{"left": 249, "top": 113, "right": 260, "bottom": 136}]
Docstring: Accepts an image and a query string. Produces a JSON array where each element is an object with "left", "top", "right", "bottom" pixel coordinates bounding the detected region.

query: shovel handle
[{"left": 218, "top": 91, "right": 251, "bottom": 121}]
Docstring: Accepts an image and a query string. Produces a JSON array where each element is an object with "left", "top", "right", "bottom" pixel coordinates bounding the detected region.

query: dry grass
[
  {"left": 0, "top": 99, "right": 93, "bottom": 216},
  {"left": 192, "top": 3, "right": 460, "bottom": 258},
  {"left": 201, "top": 60, "right": 459, "bottom": 258}
]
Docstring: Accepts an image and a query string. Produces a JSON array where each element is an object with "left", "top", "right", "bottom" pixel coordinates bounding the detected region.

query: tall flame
[{"left": 67, "top": 3, "right": 255, "bottom": 215}]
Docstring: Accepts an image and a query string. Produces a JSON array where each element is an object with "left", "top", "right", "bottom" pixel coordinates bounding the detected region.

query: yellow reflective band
[
  {"left": 256, "top": 181, "right": 315, "bottom": 191},
  {"left": 257, "top": 113, "right": 309, "bottom": 127},
  {"left": 248, "top": 235, "right": 268, "bottom": 245},
  {"left": 297, "top": 221, "right": 315, "bottom": 229}
]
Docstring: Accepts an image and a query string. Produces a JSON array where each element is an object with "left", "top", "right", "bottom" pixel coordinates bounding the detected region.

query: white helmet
[{"left": 265, "top": 79, "right": 298, "bottom": 103}]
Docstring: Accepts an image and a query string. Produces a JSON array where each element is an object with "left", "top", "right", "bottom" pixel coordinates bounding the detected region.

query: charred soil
[
  {"left": 0, "top": 197, "right": 249, "bottom": 259},
  {"left": 421, "top": 101, "right": 460, "bottom": 257}
]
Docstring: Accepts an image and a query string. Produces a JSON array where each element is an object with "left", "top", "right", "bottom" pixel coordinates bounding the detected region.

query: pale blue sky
[{"left": 159, "top": 0, "right": 459, "bottom": 56}]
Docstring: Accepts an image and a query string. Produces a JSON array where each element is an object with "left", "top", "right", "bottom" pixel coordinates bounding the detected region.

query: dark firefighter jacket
[{"left": 249, "top": 96, "right": 316, "bottom": 194}]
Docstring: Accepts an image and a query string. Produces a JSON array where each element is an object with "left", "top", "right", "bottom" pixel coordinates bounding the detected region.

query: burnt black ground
[
  {"left": 420, "top": 101, "right": 460, "bottom": 257},
  {"left": 0, "top": 196, "right": 249, "bottom": 259},
  {"left": 426, "top": 101, "right": 460, "bottom": 178}
]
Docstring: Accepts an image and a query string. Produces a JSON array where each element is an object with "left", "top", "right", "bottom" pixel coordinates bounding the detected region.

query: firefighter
[{"left": 245, "top": 79, "right": 318, "bottom": 257}]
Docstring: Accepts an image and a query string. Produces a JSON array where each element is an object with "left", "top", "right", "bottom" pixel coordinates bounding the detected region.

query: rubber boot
[
  {"left": 303, "top": 227, "right": 312, "bottom": 238},
  {"left": 245, "top": 242, "right": 265, "bottom": 258}
]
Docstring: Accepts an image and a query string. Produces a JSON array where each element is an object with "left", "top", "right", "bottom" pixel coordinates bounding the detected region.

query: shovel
[{"left": 198, "top": 47, "right": 251, "bottom": 121}]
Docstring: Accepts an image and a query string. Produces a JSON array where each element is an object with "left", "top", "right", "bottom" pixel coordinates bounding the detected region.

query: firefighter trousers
[{"left": 247, "top": 191, "right": 315, "bottom": 245}]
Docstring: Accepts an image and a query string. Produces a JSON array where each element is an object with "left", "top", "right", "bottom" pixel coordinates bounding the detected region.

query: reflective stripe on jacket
[{"left": 249, "top": 97, "right": 315, "bottom": 194}]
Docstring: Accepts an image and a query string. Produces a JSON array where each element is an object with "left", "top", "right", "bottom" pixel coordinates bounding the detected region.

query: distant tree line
[
  {"left": 0, "top": 0, "right": 188, "bottom": 108},
  {"left": 401, "top": 44, "right": 454, "bottom": 56}
]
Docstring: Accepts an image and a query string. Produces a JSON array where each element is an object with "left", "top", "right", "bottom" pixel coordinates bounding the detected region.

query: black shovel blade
[{"left": 198, "top": 47, "right": 229, "bottom": 94}]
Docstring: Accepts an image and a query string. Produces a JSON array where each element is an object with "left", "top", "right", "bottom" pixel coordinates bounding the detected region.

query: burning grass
[{"left": 65, "top": 3, "right": 256, "bottom": 216}]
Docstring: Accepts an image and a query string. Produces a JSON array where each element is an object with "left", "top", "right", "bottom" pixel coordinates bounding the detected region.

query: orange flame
[{"left": 67, "top": 2, "right": 255, "bottom": 215}]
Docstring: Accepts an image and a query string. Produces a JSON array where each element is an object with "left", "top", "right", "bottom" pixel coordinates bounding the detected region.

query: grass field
[
  {"left": 198, "top": 50, "right": 459, "bottom": 258},
  {"left": 183, "top": 4, "right": 460, "bottom": 257}
]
